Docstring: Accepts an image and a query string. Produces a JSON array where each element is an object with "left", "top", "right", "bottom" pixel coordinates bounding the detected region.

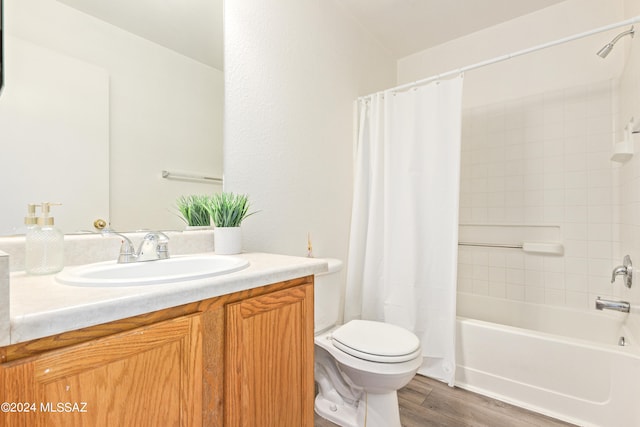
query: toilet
[{"left": 314, "top": 259, "right": 422, "bottom": 427}]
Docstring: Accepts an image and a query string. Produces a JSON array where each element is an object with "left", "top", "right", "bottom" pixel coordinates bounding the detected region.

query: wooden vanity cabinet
[
  {"left": 0, "top": 314, "right": 202, "bottom": 427},
  {"left": 225, "top": 283, "right": 314, "bottom": 427},
  {"left": 0, "top": 275, "right": 315, "bottom": 427}
]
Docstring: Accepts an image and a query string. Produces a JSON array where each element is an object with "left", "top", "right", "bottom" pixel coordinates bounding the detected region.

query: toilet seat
[{"left": 331, "top": 320, "right": 421, "bottom": 363}]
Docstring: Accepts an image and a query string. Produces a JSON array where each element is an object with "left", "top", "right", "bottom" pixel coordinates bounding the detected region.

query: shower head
[
  {"left": 596, "top": 43, "right": 615, "bottom": 58},
  {"left": 597, "top": 26, "right": 635, "bottom": 58}
]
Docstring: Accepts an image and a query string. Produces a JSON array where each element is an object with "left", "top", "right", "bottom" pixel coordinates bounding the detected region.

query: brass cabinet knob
[{"left": 93, "top": 219, "right": 107, "bottom": 230}]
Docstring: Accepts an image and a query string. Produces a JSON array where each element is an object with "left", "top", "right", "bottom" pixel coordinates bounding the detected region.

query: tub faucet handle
[{"left": 611, "top": 255, "right": 633, "bottom": 288}]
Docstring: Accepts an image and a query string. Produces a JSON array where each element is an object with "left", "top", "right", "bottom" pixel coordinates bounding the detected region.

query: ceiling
[
  {"left": 336, "top": 0, "right": 568, "bottom": 58},
  {"left": 54, "top": 0, "right": 566, "bottom": 70},
  {"left": 56, "top": 0, "right": 224, "bottom": 70}
]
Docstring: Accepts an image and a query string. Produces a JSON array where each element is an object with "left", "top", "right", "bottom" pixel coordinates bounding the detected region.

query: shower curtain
[{"left": 345, "top": 76, "right": 463, "bottom": 385}]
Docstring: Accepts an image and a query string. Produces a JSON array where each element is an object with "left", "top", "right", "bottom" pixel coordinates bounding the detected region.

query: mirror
[
  {"left": 0, "top": 0, "right": 4, "bottom": 94},
  {"left": 0, "top": 0, "right": 223, "bottom": 235}
]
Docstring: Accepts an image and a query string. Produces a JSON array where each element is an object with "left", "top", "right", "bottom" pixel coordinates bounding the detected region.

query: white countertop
[{"left": 9, "top": 252, "right": 327, "bottom": 344}]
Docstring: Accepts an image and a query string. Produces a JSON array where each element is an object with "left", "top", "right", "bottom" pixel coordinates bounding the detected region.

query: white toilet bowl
[{"left": 314, "top": 319, "right": 422, "bottom": 427}]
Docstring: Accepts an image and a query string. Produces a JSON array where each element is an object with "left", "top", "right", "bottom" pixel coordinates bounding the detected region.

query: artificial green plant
[
  {"left": 176, "top": 195, "right": 211, "bottom": 227},
  {"left": 207, "top": 192, "right": 256, "bottom": 227}
]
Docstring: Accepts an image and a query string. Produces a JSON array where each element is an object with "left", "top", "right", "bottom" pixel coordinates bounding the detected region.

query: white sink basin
[{"left": 56, "top": 255, "right": 249, "bottom": 287}]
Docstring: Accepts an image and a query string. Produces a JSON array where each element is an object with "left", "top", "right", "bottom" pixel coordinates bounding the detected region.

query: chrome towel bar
[{"left": 161, "top": 170, "right": 223, "bottom": 184}]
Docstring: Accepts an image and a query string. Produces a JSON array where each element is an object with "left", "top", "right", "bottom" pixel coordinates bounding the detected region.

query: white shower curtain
[{"left": 345, "top": 76, "right": 464, "bottom": 385}]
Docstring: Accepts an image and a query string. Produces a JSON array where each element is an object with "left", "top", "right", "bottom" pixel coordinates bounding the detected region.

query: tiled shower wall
[
  {"left": 616, "top": 15, "right": 640, "bottom": 336},
  {"left": 457, "top": 80, "right": 619, "bottom": 310}
]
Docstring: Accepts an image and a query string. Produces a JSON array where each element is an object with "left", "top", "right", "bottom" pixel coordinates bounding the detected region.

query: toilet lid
[{"left": 331, "top": 320, "right": 421, "bottom": 363}]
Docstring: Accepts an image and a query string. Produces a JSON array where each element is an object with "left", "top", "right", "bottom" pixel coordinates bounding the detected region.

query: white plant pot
[{"left": 214, "top": 227, "right": 242, "bottom": 255}]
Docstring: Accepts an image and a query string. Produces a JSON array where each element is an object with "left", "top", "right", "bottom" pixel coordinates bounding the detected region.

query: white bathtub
[{"left": 455, "top": 292, "right": 640, "bottom": 427}]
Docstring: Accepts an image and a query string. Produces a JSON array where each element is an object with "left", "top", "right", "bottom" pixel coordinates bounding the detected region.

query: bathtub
[{"left": 455, "top": 292, "right": 640, "bottom": 427}]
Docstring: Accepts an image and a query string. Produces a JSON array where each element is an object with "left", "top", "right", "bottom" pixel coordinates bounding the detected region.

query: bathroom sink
[{"left": 55, "top": 255, "right": 249, "bottom": 287}]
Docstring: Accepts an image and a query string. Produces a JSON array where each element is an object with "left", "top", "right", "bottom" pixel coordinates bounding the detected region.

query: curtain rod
[{"left": 358, "top": 15, "right": 640, "bottom": 101}]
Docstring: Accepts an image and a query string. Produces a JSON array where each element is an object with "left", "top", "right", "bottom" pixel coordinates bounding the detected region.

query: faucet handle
[
  {"left": 611, "top": 255, "right": 633, "bottom": 288},
  {"left": 117, "top": 239, "right": 136, "bottom": 263},
  {"left": 611, "top": 266, "right": 626, "bottom": 283},
  {"left": 155, "top": 232, "right": 170, "bottom": 260},
  {"left": 101, "top": 229, "right": 136, "bottom": 263}
]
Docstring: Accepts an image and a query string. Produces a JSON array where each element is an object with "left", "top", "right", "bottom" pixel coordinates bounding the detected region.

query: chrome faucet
[
  {"left": 611, "top": 255, "right": 633, "bottom": 288},
  {"left": 102, "top": 230, "right": 170, "bottom": 263},
  {"left": 595, "top": 297, "right": 630, "bottom": 313},
  {"left": 136, "top": 231, "right": 170, "bottom": 262}
]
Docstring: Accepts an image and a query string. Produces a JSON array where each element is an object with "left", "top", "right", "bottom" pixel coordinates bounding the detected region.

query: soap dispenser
[
  {"left": 23, "top": 203, "right": 38, "bottom": 232},
  {"left": 25, "top": 202, "right": 64, "bottom": 275}
]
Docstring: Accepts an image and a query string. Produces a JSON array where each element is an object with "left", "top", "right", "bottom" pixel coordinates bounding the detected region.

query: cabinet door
[
  {"left": 0, "top": 314, "right": 202, "bottom": 427},
  {"left": 226, "top": 283, "right": 314, "bottom": 427}
]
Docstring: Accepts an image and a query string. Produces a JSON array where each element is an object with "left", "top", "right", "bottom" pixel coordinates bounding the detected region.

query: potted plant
[
  {"left": 206, "top": 192, "right": 256, "bottom": 254},
  {"left": 176, "top": 195, "right": 212, "bottom": 229}
]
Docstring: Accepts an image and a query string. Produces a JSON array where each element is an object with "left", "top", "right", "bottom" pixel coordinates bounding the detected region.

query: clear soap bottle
[{"left": 25, "top": 202, "right": 65, "bottom": 275}]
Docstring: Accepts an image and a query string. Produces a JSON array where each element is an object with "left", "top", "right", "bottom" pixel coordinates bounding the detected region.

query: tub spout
[{"left": 595, "top": 297, "right": 630, "bottom": 313}]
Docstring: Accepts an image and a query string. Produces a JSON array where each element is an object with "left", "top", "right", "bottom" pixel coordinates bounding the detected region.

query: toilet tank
[{"left": 314, "top": 258, "right": 344, "bottom": 334}]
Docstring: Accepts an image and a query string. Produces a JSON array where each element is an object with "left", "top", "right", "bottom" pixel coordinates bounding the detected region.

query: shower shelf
[
  {"left": 522, "top": 242, "right": 563, "bottom": 255},
  {"left": 457, "top": 241, "right": 563, "bottom": 255},
  {"left": 458, "top": 224, "right": 564, "bottom": 255}
]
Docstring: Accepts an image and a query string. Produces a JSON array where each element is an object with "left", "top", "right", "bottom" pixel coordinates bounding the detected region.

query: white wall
[
  {"left": 398, "top": 0, "right": 631, "bottom": 312},
  {"left": 398, "top": 0, "right": 625, "bottom": 109},
  {"left": 224, "top": 0, "right": 396, "bottom": 260},
  {"left": 4, "top": 0, "right": 223, "bottom": 233}
]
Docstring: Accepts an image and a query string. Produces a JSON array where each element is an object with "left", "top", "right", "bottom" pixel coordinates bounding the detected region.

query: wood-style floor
[{"left": 314, "top": 374, "right": 576, "bottom": 427}]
